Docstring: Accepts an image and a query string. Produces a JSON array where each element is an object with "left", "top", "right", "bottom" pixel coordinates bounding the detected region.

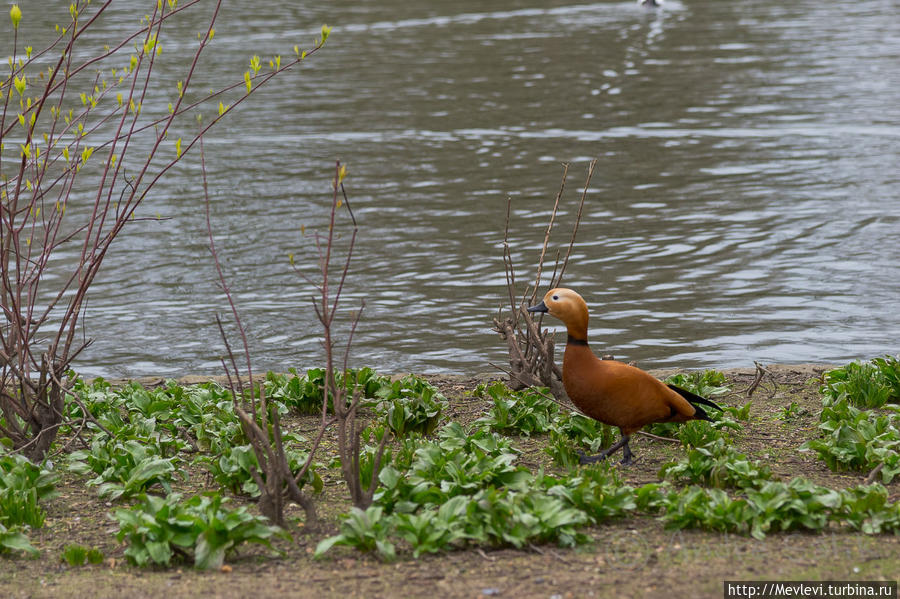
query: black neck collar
[{"left": 567, "top": 335, "right": 589, "bottom": 346}]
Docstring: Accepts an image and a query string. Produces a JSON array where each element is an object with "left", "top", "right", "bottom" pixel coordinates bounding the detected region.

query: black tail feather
[
  {"left": 668, "top": 384, "right": 724, "bottom": 419},
  {"left": 687, "top": 402, "right": 712, "bottom": 422}
]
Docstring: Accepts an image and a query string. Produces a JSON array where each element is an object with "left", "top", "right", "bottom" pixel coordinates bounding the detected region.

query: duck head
[{"left": 526, "top": 287, "right": 589, "bottom": 341}]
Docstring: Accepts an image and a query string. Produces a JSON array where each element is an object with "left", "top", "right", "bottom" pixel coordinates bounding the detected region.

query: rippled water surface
[{"left": 4, "top": 1, "right": 899, "bottom": 376}]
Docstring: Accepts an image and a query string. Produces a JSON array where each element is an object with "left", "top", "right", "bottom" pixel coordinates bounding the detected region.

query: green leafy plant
[
  {"left": 545, "top": 430, "right": 583, "bottom": 470},
  {"left": 60, "top": 544, "right": 104, "bottom": 566},
  {"left": 659, "top": 439, "right": 774, "bottom": 490},
  {"left": 314, "top": 505, "right": 397, "bottom": 561},
  {"left": 662, "top": 486, "right": 754, "bottom": 536},
  {"left": 544, "top": 411, "right": 617, "bottom": 469},
  {"left": 374, "top": 375, "right": 446, "bottom": 437},
  {"left": 474, "top": 382, "right": 558, "bottom": 436},
  {"left": 744, "top": 479, "right": 841, "bottom": 539},
  {"left": 822, "top": 358, "right": 900, "bottom": 409},
  {"left": 202, "top": 442, "right": 323, "bottom": 498},
  {"left": 374, "top": 422, "right": 531, "bottom": 513},
  {"left": 392, "top": 496, "right": 469, "bottom": 558},
  {"left": 543, "top": 465, "right": 637, "bottom": 524},
  {"left": 264, "top": 369, "right": 329, "bottom": 415},
  {"left": 723, "top": 401, "right": 752, "bottom": 422},
  {"left": 836, "top": 484, "right": 900, "bottom": 534},
  {"left": 463, "top": 486, "right": 589, "bottom": 549},
  {"left": 63, "top": 377, "right": 123, "bottom": 429},
  {"left": 68, "top": 438, "right": 180, "bottom": 500},
  {"left": 471, "top": 382, "right": 615, "bottom": 468},
  {"left": 779, "top": 401, "right": 807, "bottom": 421},
  {"left": 0, "top": 487, "right": 44, "bottom": 530},
  {"left": 0, "top": 522, "right": 37, "bottom": 557},
  {"left": 114, "top": 492, "right": 287, "bottom": 569},
  {"left": 648, "top": 406, "right": 742, "bottom": 448},
  {"left": 659, "top": 470, "right": 900, "bottom": 539},
  {"left": 800, "top": 398, "right": 900, "bottom": 482},
  {"left": 665, "top": 370, "right": 731, "bottom": 399},
  {"left": 0, "top": 452, "right": 59, "bottom": 528}
]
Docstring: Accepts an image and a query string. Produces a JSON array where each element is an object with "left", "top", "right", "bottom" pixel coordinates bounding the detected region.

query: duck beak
[{"left": 526, "top": 300, "right": 548, "bottom": 314}]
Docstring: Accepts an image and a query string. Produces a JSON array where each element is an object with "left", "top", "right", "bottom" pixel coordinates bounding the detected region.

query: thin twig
[
  {"left": 864, "top": 463, "right": 885, "bottom": 485},
  {"left": 635, "top": 430, "right": 680, "bottom": 444},
  {"left": 530, "top": 162, "right": 569, "bottom": 304},
  {"left": 553, "top": 159, "right": 596, "bottom": 288}
]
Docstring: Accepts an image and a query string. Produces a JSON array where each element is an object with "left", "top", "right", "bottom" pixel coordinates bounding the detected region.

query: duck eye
[{"left": 551, "top": 295, "right": 559, "bottom": 301}]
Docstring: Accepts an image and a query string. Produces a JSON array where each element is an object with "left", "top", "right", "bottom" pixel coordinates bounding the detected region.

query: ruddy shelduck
[{"left": 527, "top": 287, "right": 721, "bottom": 464}]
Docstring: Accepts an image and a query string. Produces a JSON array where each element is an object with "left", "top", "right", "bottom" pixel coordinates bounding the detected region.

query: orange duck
[{"left": 527, "top": 288, "right": 721, "bottom": 464}]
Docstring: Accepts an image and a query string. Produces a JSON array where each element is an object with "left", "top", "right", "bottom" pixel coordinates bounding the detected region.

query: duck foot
[
  {"left": 577, "top": 450, "right": 608, "bottom": 465},
  {"left": 578, "top": 434, "right": 633, "bottom": 465}
]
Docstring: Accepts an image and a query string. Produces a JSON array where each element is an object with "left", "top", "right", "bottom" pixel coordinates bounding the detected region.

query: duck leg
[{"left": 578, "top": 434, "right": 633, "bottom": 465}]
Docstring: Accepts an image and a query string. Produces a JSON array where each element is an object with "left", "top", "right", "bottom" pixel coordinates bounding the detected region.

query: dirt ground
[{"left": 2, "top": 364, "right": 898, "bottom": 598}]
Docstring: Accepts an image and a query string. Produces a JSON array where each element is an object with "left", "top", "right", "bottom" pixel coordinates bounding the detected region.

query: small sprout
[
  {"left": 14, "top": 75, "right": 26, "bottom": 96},
  {"left": 175, "top": 137, "right": 182, "bottom": 158},
  {"left": 244, "top": 70, "right": 252, "bottom": 93},
  {"left": 208, "top": 28, "right": 215, "bottom": 40},
  {"left": 321, "top": 24, "right": 332, "bottom": 44}
]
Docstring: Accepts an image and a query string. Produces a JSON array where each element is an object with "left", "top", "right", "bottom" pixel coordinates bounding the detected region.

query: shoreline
[{"left": 89, "top": 362, "right": 838, "bottom": 389}]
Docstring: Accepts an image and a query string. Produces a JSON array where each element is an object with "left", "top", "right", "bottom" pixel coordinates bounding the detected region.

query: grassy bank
[{"left": 1, "top": 363, "right": 899, "bottom": 598}]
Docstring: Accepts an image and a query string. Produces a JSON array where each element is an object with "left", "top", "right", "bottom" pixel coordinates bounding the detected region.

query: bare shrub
[{"left": 493, "top": 160, "right": 597, "bottom": 401}]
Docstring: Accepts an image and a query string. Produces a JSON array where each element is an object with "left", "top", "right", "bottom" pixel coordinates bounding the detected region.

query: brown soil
[{"left": 2, "top": 365, "right": 898, "bottom": 599}]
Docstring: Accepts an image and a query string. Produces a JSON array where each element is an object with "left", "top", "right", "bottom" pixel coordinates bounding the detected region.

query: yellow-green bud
[{"left": 10, "top": 4, "right": 22, "bottom": 29}]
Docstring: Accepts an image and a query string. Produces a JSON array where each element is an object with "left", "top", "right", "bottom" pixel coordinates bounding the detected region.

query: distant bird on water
[
  {"left": 640, "top": 0, "right": 662, "bottom": 7},
  {"left": 527, "top": 288, "right": 722, "bottom": 464}
]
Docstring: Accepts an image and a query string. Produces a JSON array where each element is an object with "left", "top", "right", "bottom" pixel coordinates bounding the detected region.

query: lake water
[{"left": 4, "top": 0, "right": 899, "bottom": 377}]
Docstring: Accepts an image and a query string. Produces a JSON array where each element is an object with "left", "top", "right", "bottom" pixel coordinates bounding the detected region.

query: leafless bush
[
  {"left": 202, "top": 139, "right": 323, "bottom": 528},
  {"left": 493, "top": 160, "right": 597, "bottom": 401},
  {"left": 294, "top": 161, "right": 388, "bottom": 510}
]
